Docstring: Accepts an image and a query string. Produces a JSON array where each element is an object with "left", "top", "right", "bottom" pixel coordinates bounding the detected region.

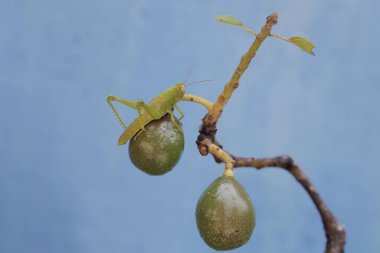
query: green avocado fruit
[
  {"left": 128, "top": 113, "right": 184, "bottom": 175},
  {"left": 196, "top": 175, "right": 256, "bottom": 250}
]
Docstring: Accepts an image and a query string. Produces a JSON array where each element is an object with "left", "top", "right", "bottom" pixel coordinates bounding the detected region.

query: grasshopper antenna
[
  {"left": 183, "top": 62, "right": 213, "bottom": 87},
  {"left": 186, "top": 79, "right": 214, "bottom": 87},
  {"left": 184, "top": 63, "right": 195, "bottom": 84}
]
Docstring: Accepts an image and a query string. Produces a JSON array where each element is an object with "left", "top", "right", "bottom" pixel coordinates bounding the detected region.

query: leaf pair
[{"left": 216, "top": 15, "right": 315, "bottom": 56}]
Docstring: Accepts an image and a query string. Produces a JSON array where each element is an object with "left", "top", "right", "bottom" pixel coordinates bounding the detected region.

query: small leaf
[
  {"left": 216, "top": 15, "right": 257, "bottom": 36},
  {"left": 288, "top": 36, "right": 316, "bottom": 55},
  {"left": 216, "top": 15, "right": 244, "bottom": 28}
]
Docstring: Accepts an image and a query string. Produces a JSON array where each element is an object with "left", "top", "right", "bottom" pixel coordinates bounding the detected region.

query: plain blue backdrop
[{"left": 0, "top": 0, "right": 379, "bottom": 252}]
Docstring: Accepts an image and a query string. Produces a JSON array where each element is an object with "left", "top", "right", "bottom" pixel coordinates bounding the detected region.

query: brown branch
[
  {"left": 232, "top": 155, "right": 346, "bottom": 253},
  {"left": 196, "top": 13, "right": 346, "bottom": 253}
]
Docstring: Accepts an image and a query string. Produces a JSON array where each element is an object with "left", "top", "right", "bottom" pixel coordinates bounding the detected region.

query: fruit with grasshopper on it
[{"left": 107, "top": 83, "right": 186, "bottom": 175}]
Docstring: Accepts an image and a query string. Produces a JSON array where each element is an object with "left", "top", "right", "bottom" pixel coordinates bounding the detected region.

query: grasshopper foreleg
[
  {"left": 174, "top": 104, "right": 184, "bottom": 120},
  {"left": 167, "top": 110, "right": 183, "bottom": 133}
]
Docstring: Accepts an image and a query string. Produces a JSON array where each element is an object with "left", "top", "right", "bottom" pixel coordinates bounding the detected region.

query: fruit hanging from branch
[{"left": 196, "top": 175, "right": 256, "bottom": 250}]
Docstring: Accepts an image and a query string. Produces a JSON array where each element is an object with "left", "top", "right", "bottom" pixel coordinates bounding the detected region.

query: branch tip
[{"left": 266, "top": 13, "right": 278, "bottom": 29}]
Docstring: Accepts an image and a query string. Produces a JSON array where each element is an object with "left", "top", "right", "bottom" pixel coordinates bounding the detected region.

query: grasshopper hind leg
[
  {"left": 106, "top": 95, "right": 135, "bottom": 130},
  {"left": 107, "top": 96, "right": 148, "bottom": 132},
  {"left": 136, "top": 100, "right": 162, "bottom": 120},
  {"left": 107, "top": 96, "right": 162, "bottom": 132},
  {"left": 135, "top": 99, "right": 163, "bottom": 131}
]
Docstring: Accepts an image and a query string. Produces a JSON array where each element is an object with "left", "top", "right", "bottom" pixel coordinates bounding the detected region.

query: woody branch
[{"left": 196, "top": 13, "right": 346, "bottom": 253}]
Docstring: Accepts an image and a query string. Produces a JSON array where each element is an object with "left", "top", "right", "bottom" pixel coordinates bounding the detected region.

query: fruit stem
[
  {"left": 223, "top": 162, "right": 234, "bottom": 177},
  {"left": 201, "top": 140, "right": 235, "bottom": 174},
  {"left": 182, "top": 94, "right": 214, "bottom": 111},
  {"left": 208, "top": 143, "right": 235, "bottom": 165}
]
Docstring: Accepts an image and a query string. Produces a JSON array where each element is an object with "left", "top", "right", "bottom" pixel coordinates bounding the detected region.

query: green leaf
[
  {"left": 216, "top": 15, "right": 244, "bottom": 28},
  {"left": 216, "top": 15, "right": 257, "bottom": 36},
  {"left": 288, "top": 36, "right": 316, "bottom": 55}
]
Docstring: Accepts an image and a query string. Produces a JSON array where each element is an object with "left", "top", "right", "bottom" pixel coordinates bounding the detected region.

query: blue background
[{"left": 0, "top": 0, "right": 379, "bottom": 252}]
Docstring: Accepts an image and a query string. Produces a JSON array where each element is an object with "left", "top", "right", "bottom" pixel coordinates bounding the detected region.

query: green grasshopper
[{"left": 107, "top": 83, "right": 186, "bottom": 145}]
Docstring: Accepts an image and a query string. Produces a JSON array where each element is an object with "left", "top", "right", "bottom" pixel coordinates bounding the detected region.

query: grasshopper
[{"left": 107, "top": 83, "right": 186, "bottom": 145}]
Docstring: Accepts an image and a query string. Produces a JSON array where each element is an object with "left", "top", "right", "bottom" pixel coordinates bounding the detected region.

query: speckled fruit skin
[
  {"left": 128, "top": 113, "right": 184, "bottom": 175},
  {"left": 196, "top": 175, "right": 256, "bottom": 250}
]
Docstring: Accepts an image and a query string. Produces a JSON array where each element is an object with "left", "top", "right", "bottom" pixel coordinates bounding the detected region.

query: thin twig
[
  {"left": 182, "top": 94, "right": 214, "bottom": 111},
  {"left": 203, "top": 13, "right": 278, "bottom": 127},
  {"left": 199, "top": 139, "right": 235, "bottom": 176}
]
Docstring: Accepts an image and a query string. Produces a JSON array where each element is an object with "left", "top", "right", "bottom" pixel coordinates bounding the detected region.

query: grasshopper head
[{"left": 176, "top": 83, "right": 186, "bottom": 97}]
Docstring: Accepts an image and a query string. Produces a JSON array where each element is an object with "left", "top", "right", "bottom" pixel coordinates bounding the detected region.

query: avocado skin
[
  {"left": 196, "top": 176, "right": 255, "bottom": 250},
  {"left": 128, "top": 114, "right": 184, "bottom": 175}
]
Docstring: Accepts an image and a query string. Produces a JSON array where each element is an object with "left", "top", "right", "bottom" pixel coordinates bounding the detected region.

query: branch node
[
  {"left": 279, "top": 155, "right": 294, "bottom": 170},
  {"left": 199, "top": 145, "right": 208, "bottom": 156}
]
